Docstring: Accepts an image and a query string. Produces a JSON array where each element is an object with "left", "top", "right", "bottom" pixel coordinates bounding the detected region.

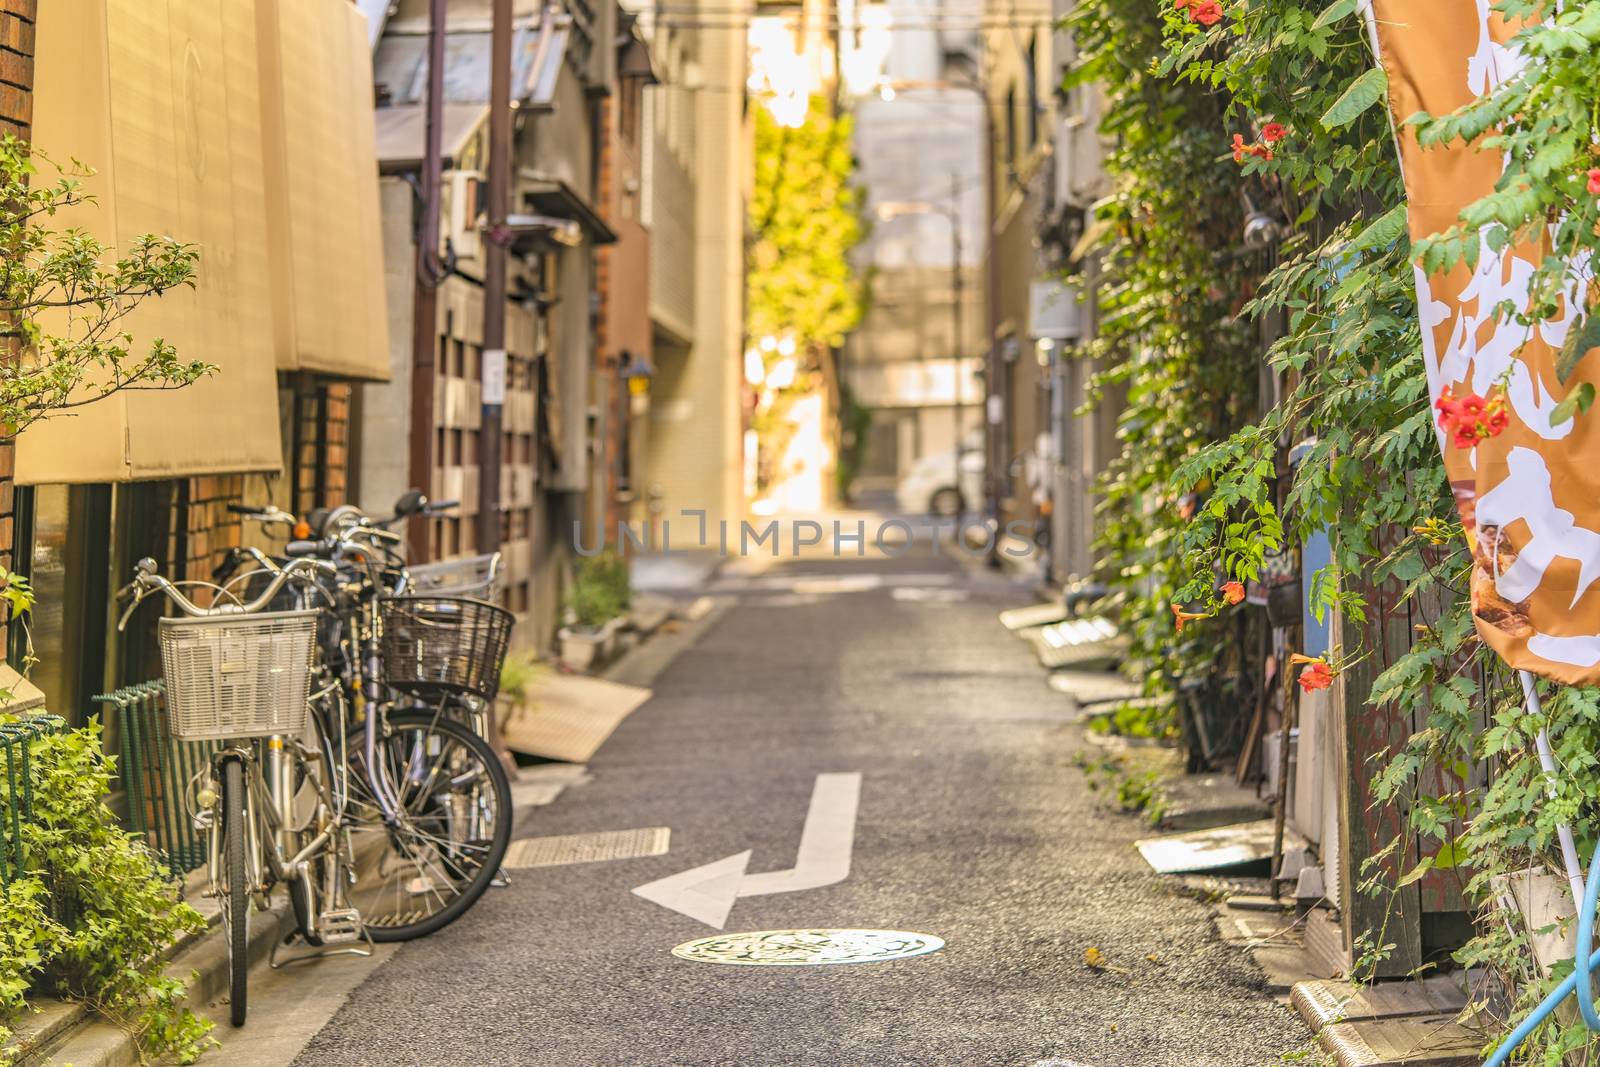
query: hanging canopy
[
  {"left": 258, "top": 0, "right": 392, "bottom": 381},
  {"left": 17, "top": 0, "right": 285, "bottom": 484}
]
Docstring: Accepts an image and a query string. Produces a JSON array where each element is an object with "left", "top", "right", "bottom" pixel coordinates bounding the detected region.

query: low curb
[{"left": 16, "top": 898, "right": 293, "bottom": 1067}]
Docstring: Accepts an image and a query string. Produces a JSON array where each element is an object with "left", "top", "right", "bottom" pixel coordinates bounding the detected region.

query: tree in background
[{"left": 745, "top": 97, "right": 865, "bottom": 505}]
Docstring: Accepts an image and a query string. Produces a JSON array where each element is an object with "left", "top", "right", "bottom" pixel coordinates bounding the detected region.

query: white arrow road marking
[
  {"left": 632, "top": 772, "right": 862, "bottom": 928},
  {"left": 631, "top": 850, "right": 752, "bottom": 929}
]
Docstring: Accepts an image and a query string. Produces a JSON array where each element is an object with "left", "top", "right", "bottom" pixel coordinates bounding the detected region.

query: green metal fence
[
  {"left": 93, "top": 682, "right": 218, "bottom": 875},
  {"left": 0, "top": 714, "right": 67, "bottom": 885}
]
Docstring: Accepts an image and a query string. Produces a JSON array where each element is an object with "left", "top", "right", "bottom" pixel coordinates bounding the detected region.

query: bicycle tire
[
  {"left": 345, "top": 712, "right": 512, "bottom": 942},
  {"left": 222, "top": 758, "right": 250, "bottom": 1027}
]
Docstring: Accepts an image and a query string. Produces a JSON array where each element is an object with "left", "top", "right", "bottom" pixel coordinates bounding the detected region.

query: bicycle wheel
[
  {"left": 343, "top": 711, "right": 511, "bottom": 941},
  {"left": 221, "top": 758, "right": 250, "bottom": 1026}
]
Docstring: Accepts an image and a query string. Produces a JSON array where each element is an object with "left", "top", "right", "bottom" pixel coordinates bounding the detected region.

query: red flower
[
  {"left": 1171, "top": 603, "right": 1211, "bottom": 632},
  {"left": 1174, "top": 0, "right": 1192, "bottom": 7},
  {"left": 1231, "top": 134, "right": 1248, "bottom": 163},
  {"left": 1261, "top": 123, "right": 1287, "bottom": 143},
  {"left": 1298, "top": 660, "right": 1334, "bottom": 692},
  {"left": 1192, "top": 0, "right": 1223, "bottom": 24},
  {"left": 1221, "top": 581, "right": 1245, "bottom": 605},
  {"left": 1588, "top": 167, "right": 1600, "bottom": 196},
  {"left": 1437, "top": 385, "right": 1510, "bottom": 448}
]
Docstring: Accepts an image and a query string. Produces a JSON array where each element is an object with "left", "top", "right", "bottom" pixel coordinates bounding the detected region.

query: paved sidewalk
[{"left": 254, "top": 551, "right": 1303, "bottom": 1066}]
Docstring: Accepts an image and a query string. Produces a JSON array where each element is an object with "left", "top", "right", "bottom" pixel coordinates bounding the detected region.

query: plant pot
[
  {"left": 1493, "top": 865, "right": 1576, "bottom": 977},
  {"left": 559, "top": 617, "right": 624, "bottom": 672},
  {"left": 558, "top": 626, "right": 607, "bottom": 672}
]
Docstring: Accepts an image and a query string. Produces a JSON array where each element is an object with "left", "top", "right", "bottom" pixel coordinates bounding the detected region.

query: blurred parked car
[{"left": 896, "top": 446, "right": 985, "bottom": 516}]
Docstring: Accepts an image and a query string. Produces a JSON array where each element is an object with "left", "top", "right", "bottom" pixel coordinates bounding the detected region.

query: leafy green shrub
[
  {"left": 566, "top": 551, "right": 632, "bottom": 630},
  {"left": 0, "top": 720, "right": 213, "bottom": 1064}
]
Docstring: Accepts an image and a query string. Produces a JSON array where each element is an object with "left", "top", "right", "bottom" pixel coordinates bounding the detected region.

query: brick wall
[
  {"left": 171, "top": 476, "right": 246, "bottom": 584},
  {"left": 0, "top": 0, "right": 34, "bottom": 576},
  {"left": 290, "top": 375, "right": 353, "bottom": 517},
  {"left": 0, "top": 0, "right": 32, "bottom": 140}
]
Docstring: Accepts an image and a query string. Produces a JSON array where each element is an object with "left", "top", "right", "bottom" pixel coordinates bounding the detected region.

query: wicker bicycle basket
[
  {"left": 379, "top": 596, "right": 514, "bottom": 702},
  {"left": 157, "top": 610, "right": 318, "bottom": 741}
]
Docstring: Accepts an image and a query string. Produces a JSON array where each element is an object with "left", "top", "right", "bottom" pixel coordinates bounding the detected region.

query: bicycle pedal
[{"left": 316, "top": 908, "right": 363, "bottom": 944}]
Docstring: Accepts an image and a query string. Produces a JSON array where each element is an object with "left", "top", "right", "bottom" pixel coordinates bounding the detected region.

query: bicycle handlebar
[
  {"left": 116, "top": 555, "right": 333, "bottom": 631},
  {"left": 226, "top": 503, "right": 297, "bottom": 526}
]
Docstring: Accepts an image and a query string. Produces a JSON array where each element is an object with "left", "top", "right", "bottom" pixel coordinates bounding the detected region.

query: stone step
[
  {"left": 1316, "top": 1015, "right": 1482, "bottom": 1067},
  {"left": 1292, "top": 974, "right": 1470, "bottom": 1033}
]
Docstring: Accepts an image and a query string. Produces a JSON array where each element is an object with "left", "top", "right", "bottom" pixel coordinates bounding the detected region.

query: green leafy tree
[
  {"left": 0, "top": 134, "right": 210, "bottom": 439},
  {"left": 0, "top": 132, "right": 214, "bottom": 1061},
  {"left": 747, "top": 98, "right": 865, "bottom": 352}
]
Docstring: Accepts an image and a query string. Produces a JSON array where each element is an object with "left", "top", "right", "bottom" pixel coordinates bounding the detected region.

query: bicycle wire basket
[
  {"left": 157, "top": 610, "right": 318, "bottom": 741},
  {"left": 379, "top": 596, "right": 514, "bottom": 703},
  {"left": 405, "top": 552, "right": 503, "bottom": 603}
]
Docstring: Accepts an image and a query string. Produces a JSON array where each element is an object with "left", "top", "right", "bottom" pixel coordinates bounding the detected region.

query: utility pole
[
  {"left": 479, "top": 0, "right": 513, "bottom": 554},
  {"left": 950, "top": 170, "right": 964, "bottom": 524},
  {"left": 407, "top": 0, "right": 447, "bottom": 561},
  {"left": 982, "top": 67, "right": 1002, "bottom": 555}
]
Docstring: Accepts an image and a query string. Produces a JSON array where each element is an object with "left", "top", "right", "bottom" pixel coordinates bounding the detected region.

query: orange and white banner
[{"left": 1369, "top": 1, "right": 1600, "bottom": 684}]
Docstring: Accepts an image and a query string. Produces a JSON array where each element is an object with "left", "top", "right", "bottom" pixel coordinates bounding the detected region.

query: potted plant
[{"left": 558, "top": 551, "right": 632, "bottom": 671}]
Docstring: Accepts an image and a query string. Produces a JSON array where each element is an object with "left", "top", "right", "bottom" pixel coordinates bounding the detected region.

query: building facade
[
  {"left": 843, "top": 0, "right": 986, "bottom": 501},
  {"left": 981, "top": 0, "right": 1117, "bottom": 584}
]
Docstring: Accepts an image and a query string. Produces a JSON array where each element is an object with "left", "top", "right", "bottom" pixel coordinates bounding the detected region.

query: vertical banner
[{"left": 1370, "top": 2, "right": 1600, "bottom": 684}]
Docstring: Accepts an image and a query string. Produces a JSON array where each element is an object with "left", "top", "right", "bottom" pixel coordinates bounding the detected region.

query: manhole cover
[
  {"left": 671, "top": 929, "right": 945, "bottom": 966},
  {"left": 503, "top": 827, "right": 670, "bottom": 869}
]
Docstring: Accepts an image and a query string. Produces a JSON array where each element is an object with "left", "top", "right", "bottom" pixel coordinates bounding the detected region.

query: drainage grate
[
  {"left": 672, "top": 929, "right": 945, "bottom": 967},
  {"left": 502, "top": 827, "right": 671, "bottom": 869}
]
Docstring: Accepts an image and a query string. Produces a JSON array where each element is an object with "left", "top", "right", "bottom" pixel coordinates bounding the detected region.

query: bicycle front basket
[
  {"left": 379, "top": 596, "right": 514, "bottom": 702},
  {"left": 158, "top": 610, "right": 318, "bottom": 741},
  {"left": 406, "top": 553, "right": 502, "bottom": 603}
]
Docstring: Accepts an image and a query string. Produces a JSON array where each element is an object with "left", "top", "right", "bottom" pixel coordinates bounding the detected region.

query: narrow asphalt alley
[{"left": 288, "top": 550, "right": 1304, "bottom": 1067}]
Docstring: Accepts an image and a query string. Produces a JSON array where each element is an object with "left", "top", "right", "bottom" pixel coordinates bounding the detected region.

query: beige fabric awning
[
  {"left": 258, "top": 0, "right": 391, "bottom": 381},
  {"left": 17, "top": 0, "right": 285, "bottom": 485}
]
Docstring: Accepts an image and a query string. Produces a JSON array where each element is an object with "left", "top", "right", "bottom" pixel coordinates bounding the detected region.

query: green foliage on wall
[{"left": 1070, "top": 0, "right": 1600, "bottom": 1057}]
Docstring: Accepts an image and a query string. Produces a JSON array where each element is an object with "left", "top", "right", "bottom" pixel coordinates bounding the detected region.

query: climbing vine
[{"left": 1070, "top": 0, "right": 1600, "bottom": 1059}]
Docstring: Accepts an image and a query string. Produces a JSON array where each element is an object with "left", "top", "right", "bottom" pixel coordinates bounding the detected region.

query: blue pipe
[
  {"left": 1578, "top": 833, "right": 1600, "bottom": 1033},
  {"left": 1484, "top": 936, "right": 1600, "bottom": 1066},
  {"left": 1483, "top": 674, "right": 1600, "bottom": 1065}
]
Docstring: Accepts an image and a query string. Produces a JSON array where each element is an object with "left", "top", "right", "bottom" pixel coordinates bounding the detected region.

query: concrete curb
[{"left": 18, "top": 899, "right": 294, "bottom": 1067}]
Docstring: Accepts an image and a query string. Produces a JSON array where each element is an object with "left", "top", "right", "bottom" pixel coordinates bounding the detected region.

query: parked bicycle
[
  {"left": 258, "top": 493, "right": 515, "bottom": 937},
  {"left": 118, "top": 490, "right": 516, "bottom": 1025},
  {"left": 117, "top": 553, "right": 353, "bottom": 1027}
]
